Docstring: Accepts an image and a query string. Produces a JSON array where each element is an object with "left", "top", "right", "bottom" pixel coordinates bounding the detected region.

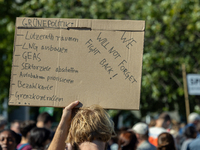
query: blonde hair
[{"left": 67, "top": 105, "right": 115, "bottom": 147}]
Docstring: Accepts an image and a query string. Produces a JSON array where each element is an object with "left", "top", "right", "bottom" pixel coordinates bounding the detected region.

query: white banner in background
[{"left": 187, "top": 74, "right": 200, "bottom": 95}]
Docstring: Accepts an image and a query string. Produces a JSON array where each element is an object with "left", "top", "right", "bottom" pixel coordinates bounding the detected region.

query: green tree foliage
[
  {"left": 0, "top": 0, "right": 200, "bottom": 121},
  {"left": 0, "top": 0, "right": 22, "bottom": 110}
]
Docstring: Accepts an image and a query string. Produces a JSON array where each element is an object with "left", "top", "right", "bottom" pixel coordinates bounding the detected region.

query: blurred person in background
[
  {"left": 65, "top": 143, "right": 72, "bottom": 150},
  {"left": 169, "top": 119, "right": 180, "bottom": 137},
  {"left": 196, "top": 121, "right": 200, "bottom": 138},
  {"left": 187, "top": 137, "right": 200, "bottom": 150},
  {"left": 37, "top": 112, "right": 55, "bottom": 140},
  {"left": 187, "top": 119, "right": 200, "bottom": 150},
  {"left": 107, "top": 137, "right": 118, "bottom": 150},
  {"left": 179, "top": 113, "right": 200, "bottom": 135},
  {"left": 0, "top": 129, "right": 21, "bottom": 150},
  {"left": 29, "top": 127, "right": 51, "bottom": 150},
  {"left": 187, "top": 113, "right": 200, "bottom": 129},
  {"left": 10, "top": 120, "right": 21, "bottom": 135},
  {"left": 107, "top": 127, "right": 130, "bottom": 150},
  {"left": 157, "top": 132, "right": 176, "bottom": 150},
  {"left": 181, "top": 126, "right": 197, "bottom": 150},
  {"left": 36, "top": 112, "right": 52, "bottom": 130},
  {"left": 132, "top": 122, "right": 156, "bottom": 150},
  {"left": 17, "top": 120, "right": 36, "bottom": 150},
  {"left": 169, "top": 120, "right": 182, "bottom": 150},
  {"left": 148, "top": 120, "right": 156, "bottom": 128},
  {"left": 149, "top": 113, "right": 171, "bottom": 146},
  {"left": 0, "top": 116, "right": 7, "bottom": 131},
  {"left": 118, "top": 131, "right": 138, "bottom": 150}
]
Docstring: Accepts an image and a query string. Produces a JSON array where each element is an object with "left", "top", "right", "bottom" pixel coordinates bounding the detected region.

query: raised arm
[{"left": 48, "top": 101, "right": 79, "bottom": 150}]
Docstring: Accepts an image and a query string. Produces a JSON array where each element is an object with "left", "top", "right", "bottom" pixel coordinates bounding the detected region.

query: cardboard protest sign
[
  {"left": 9, "top": 17, "right": 145, "bottom": 110},
  {"left": 187, "top": 74, "right": 200, "bottom": 95}
]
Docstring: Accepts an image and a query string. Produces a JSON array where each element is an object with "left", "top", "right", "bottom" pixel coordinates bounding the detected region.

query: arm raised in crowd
[{"left": 48, "top": 100, "right": 79, "bottom": 150}]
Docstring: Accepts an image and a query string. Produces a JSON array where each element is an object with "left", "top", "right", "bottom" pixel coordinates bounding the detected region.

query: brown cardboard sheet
[{"left": 9, "top": 17, "right": 145, "bottom": 110}]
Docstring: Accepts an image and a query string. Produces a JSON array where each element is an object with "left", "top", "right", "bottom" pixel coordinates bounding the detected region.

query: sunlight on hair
[{"left": 67, "top": 105, "right": 115, "bottom": 146}]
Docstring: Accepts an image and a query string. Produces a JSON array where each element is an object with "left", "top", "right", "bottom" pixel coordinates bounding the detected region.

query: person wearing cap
[
  {"left": 148, "top": 113, "right": 171, "bottom": 147},
  {"left": 179, "top": 112, "right": 200, "bottom": 135},
  {"left": 132, "top": 122, "right": 156, "bottom": 150},
  {"left": 187, "top": 112, "right": 200, "bottom": 130},
  {"left": 188, "top": 113, "right": 200, "bottom": 125}
]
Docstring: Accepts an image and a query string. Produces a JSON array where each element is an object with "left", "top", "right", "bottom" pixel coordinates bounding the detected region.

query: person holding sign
[{"left": 48, "top": 101, "right": 115, "bottom": 150}]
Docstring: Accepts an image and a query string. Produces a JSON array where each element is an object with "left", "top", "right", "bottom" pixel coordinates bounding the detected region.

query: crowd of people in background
[
  {"left": 0, "top": 103, "right": 200, "bottom": 150},
  {"left": 107, "top": 112, "right": 200, "bottom": 150}
]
